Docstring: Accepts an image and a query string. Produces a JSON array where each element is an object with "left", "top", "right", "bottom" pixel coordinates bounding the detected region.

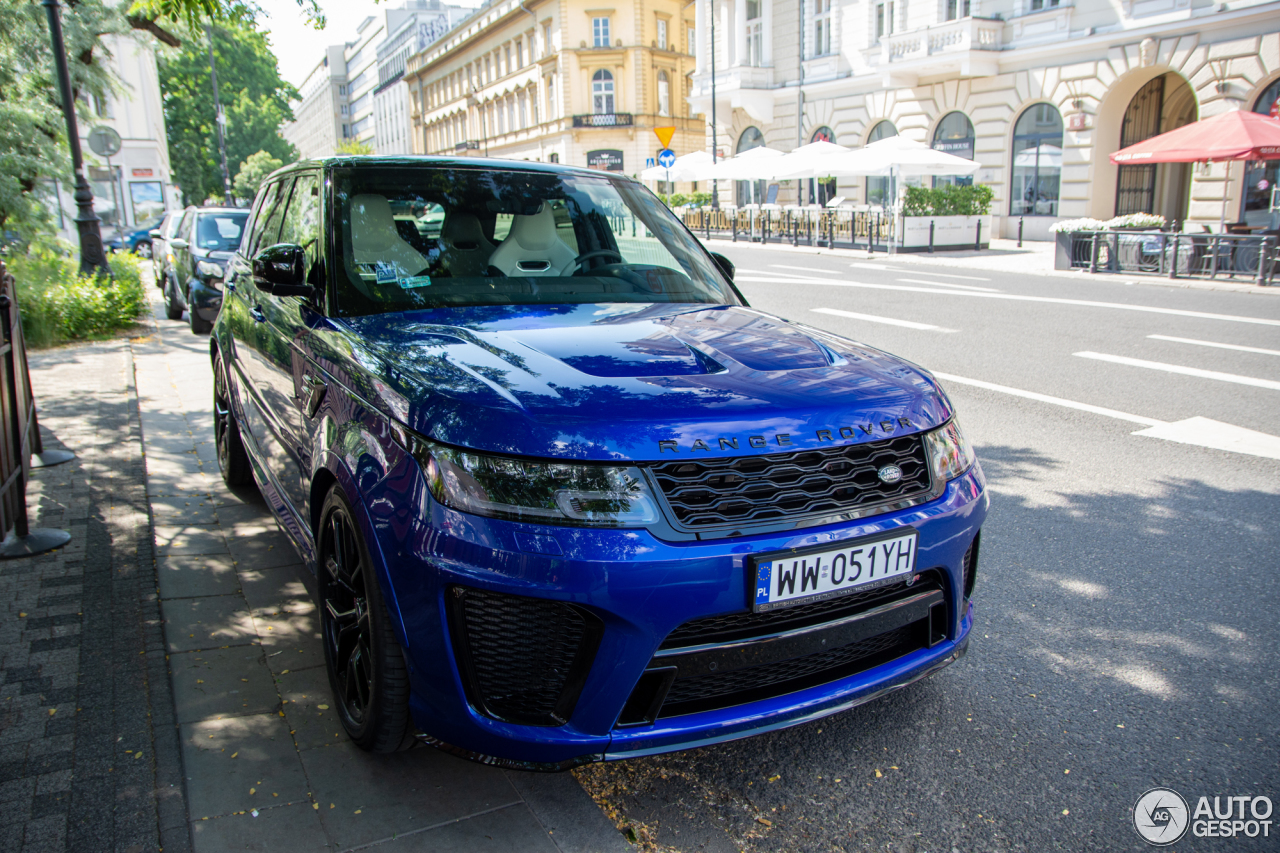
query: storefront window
[
  {"left": 866, "top": 120, "right": 897, "bottom": 206},
  {"left": 932, "top": 111, "right": 974, "bottom": 188},
  {"left": 1010, "top": 103, "right": 1063, "bottom": 217},
  {"left": 808, "top": 127, "right": 837, "bottom": 206},
  {"left": 1242, "top": 78, "right": 1280, "bottom": 227},
  {"left": 735, "top": 127, "right": 767, "bottom": 205}
]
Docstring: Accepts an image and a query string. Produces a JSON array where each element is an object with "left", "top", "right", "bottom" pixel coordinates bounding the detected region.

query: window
[
  {"left": 746, "top": 0, "right": 763, "bottom": 66},
  {"left": 485, "top": 56, "right": 492, "bottom": 83},
  {"left": 516, "top": 40, "right": 524, "bottom": 68},
  {"left": 876, "top": 2, "right": 894, "bottom": 40},
  {"left": 1030, "top": 0, "right": 1060, "bottom": 9},
  {"left": 945, "top": 0, "right": 971, "bottom": 20},
  {"left": 1243, "top": 78, "right": 1280, "bottom": 226},
  {"left": 338, "top": 84, "right": 347, "bottom": 95},
  {"left": 657, "top": 18, "right": 668, "bottom": 49},
  {"left": 350, "top": 93, "right": 370, "bottom": 116},
  {"left": 931, "top": 111, "right": 975, "bottom": 188},
  {"left": 735, "top": 127, "right": 767, "bottom": 205},
  {"left": 813, "top": 0, "right": 832, "bottom": 56},
  {"left": 1010, "top": 104, "right": 1063, "bottom": 217},
  {"left": 279, "top": 174, "right": 323, "bottom": 289},
  {"left": 592, "top": 69, "right": 614, "bottom": 114},
  {"left": 593, "top": 17, "right": 610, "bottom": 47},
  {"left": 866, "top": 120, "right": 897, "bottom": 204},
  {"left": 519, "top": 92, "right": 528, "bottom": 128},
  {"left": 248, "top": 179, "right": 289, "bottom": 255},
  {"left": 688, "top": 26, "right": 696, "bottom": 55},
  {"left": 543, "top": 23, "right": 553, "bottom": 57},
  {"left": 547, "top": 74, "right": 557, "bottom": 118},
  {"left": 549, "top": 152, "right": 559, "bottom": 163},
  {"left": 508, "top": 97, "right": 516, "bottom": 131},
  {"left": 808, "top": 127, "right": 837, "bottom": 206},
  {"left": 657, "top": 70, "right": 670, "bottom": 116},
  {"left": 504, "top": 45, "right": 512, "bottom": 73},
  {"left": 341, "top": 104, "right": 349, "bottom": 115},
  {"left": 342, "top": 124, "right": 351, "bottom": 138}
]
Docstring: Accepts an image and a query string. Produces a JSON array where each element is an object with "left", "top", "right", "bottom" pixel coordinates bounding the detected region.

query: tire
[
  {"left": 165, "top": 279, "right": 183, "bottom": 321},
  {"left": 213, "top": 357, "right": 252, "bottom": 487},
  {"left": 319, "top": 487, "right": 415, "bottom": 753},
  {"left": 189, "top": 289, "right": 212, "bottom": 334},
  {"left": 137, "top": 241, "right": 152, "bottom": 259}
]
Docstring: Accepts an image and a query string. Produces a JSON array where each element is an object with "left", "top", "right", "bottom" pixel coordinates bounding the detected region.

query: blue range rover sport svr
[{"left": 211, "top": 157, "right": 988, "bottom": 768}]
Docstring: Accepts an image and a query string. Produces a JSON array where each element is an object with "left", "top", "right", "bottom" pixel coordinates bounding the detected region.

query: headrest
[
  {"left": 350, "top": 194, "right": 398, "bottom": 252},
  {"left": 441, "top": 212, "right": 488, "bottom": 250},
  {"left": 504, "top": 203, "right": 560, "bottom": 251}
]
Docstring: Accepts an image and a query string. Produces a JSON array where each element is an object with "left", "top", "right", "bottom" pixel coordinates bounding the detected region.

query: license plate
[{"left": 751, "top": 529, "right": 918, "bottom": 613}]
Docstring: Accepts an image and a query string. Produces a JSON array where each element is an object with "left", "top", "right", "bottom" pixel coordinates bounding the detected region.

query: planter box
[{"left": 899, "top": 215, "right": 993, "bottom": 252}]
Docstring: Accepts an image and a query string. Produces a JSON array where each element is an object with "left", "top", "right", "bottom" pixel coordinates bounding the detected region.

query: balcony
[
  {"left": 1007, "top": 3, "right": 1073, "bottom": 46},
  {"left": 877, "top": 17, "right": 1003, "bottom": 86},
  {"left": 688, "top": 65, "right": 778, "bottom": 123},
  {"left": 572, "top": 113, "right": 633, "bottom": 128}
]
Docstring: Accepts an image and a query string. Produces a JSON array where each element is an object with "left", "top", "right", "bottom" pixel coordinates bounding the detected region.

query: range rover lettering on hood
[{"left": 659, "top": 417, "right": 916, "bottom": 452}]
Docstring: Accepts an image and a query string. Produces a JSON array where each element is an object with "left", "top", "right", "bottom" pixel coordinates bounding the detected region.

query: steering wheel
[{"left": 571, "top": 249, "right": 624, "bottom": 272}]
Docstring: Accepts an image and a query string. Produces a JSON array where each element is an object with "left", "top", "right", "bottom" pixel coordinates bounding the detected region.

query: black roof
[{"left": 267, "top": 155, "right": 620, "bottom": 182}]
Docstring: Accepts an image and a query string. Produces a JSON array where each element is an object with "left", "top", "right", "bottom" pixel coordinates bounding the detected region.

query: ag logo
[{"left": 1134, "top": 787, "right": 1190, "bottom": 846}]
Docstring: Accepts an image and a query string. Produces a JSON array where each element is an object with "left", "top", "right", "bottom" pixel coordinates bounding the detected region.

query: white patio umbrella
[
  {"left": 639, "top": 150, "right": 717, "bottom": 183},
  {"left": 769, "top": 140, "right": 853, "bottom": 181},
  {"left": 823, "top": 135, "right": 982, "bottom": 177},
  {"left": 701, "top": 145, "right": 787, "bottom": 181}
]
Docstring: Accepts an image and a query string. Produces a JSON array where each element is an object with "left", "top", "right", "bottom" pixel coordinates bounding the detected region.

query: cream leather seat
[
  {"left": 487, "top": 203, "right": 577, "bottom": 277},
  {"left": 350, "top": 194, "right": 429, "bottom": 278},
  {"left": 438, "top": 212, "right": 496, "bottom": 278}
]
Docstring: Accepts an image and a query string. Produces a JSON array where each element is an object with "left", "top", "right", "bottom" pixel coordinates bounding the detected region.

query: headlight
[
  {"left": 923, "top": 420, "right": 975, "bottom": 482},
  {"left": 196, "top": 260, "right": 224, "bottom": 279},
  {"left": 407, "top": 435, "right": 659, "bottom": 527}
]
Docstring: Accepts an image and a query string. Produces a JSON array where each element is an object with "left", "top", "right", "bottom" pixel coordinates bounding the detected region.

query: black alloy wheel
[
  {"left": 189, "top": 294, "right": 212, "bottom": 334},
  {"left": 319, "top": 488, "right": 414, "bottom": 753},
  {"left": 213, "top": 357, "right": 252, "bottom": 487},
  {"left": 164, "top": 277, "right": 183, "bottom": 321},
  {"left": 137, "top": 241, "right": 152, "bottom": 259}
]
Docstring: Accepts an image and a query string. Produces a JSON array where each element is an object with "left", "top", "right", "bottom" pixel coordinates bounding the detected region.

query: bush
[
  {"left": 902, "top": 184, "right": 994, "bottom": 217},
  {"left": 1050, "top": 213, "right": 1166, "bottom": 233},
  {"left": 657, "top": 191, "right": 713, "bottom": 209},
  {"left": 4, "top": 249, "right": 147, "bottom": 348}
]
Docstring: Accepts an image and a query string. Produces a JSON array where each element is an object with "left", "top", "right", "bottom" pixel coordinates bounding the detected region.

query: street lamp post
[
  {"left": 206, "top": 24, "right": 234, "bottom": 203},
  {"left": 709, "top": 0, "right": 718, "bottom": 209},
  {"left": 41, "top": 0, "right": 108, "bottom": 275}
]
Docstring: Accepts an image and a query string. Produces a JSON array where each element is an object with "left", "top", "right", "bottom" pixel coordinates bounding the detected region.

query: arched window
[
  {"left": 736, "top": 127, "right": 767, "bottom": 206},
  {"left": 1010, "top": 104, "right": 1063, "bottom": 216},
  {"left": 866, "top": 120, "right": 897, "bottom": 205},
  {"left": 1243, "top": 78, "right": 1280, "bottom": 225},
  {"left": 592, "top": 69, "right": 615, "bottom": 114},
  {"left": 809, "top": 126, "right": 837, "bottom": 206},
  {"left": 657, "top": 70, "right": 670, "bottom": 116},
  {"left": 932, "top": 111, "right": 975, "bottom": 188}
]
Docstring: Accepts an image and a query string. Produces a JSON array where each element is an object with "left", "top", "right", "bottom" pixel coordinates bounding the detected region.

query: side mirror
[
  {"left": 169, "top": 237, "right": 188, "bottom": 250},
  {"left": 149, "top": 229, "right": 163, "bottom": 239},
  {"left": 253, "top": 244, "right": 312, "bottom": 297},
  {"left": 710, "top": 252, "right": 735, "bottom": 282}
]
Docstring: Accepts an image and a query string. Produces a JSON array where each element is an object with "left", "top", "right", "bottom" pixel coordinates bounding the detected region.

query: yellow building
[{"left": 405, "top": 0, "right": 702, "bottom": 178}]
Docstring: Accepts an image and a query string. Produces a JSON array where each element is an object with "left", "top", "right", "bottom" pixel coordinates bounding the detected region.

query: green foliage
[
  {"left": 657, "top": 192, "right": 713, "bottom": 208},
  {"left": 0, "top": 1, "right": 123, "bottom": 235},
  {"left": 7, "top": 249, "right": 146, "bottom": 348},
  {"left": 234, "top": 149, "right": 283, "bottom": 199},
  {"left": 335, "top": 139, "right": 375, "bottom": 156},
  {"left": 159, "top": 22, "right": 298, "bottom": 205},
  {"left": 127, "top": 0, "right": 327, "bottom": 31},
  {"left": 902, "top": 184, "right": 994, "bottom": 217}
]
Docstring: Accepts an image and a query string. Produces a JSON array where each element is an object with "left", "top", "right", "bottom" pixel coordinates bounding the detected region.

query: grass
[{"left": 4, "top": 249, "right": 148, "bottom": 348}]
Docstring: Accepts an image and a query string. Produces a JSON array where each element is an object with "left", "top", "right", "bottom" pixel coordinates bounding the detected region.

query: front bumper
[
  {"left": 189, "top": 279, "right": 223, "bottom": 323},
  {"left": 368, "top": 464, "right": 987, "bottom": 767}
]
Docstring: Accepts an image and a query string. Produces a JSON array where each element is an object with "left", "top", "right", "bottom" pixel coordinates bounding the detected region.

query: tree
[
  {"left": 159, "top": 22, "right": 298, "bottom": 205},
  {"left": 233, "top": 149, "right": 282, "bottom": 200},
  {"left": 335, "top": 139, "right": 375, "bottom": 156},
  {"left": 127, "top": 0, "right": 327, "bottom": 30}
]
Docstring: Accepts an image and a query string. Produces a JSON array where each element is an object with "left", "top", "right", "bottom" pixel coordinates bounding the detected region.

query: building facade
[
  {"left": 690, "top": 0, "right": 1280, "bottom": 239},
  {"left": 284, "top": 45, "right": 350, "bottom": 161},
  {"left": 404, "top": 0, "right": 701, "bottom": 176}
]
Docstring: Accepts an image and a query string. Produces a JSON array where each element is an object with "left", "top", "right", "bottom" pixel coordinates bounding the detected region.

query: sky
[{"left": 256, "top": 0, "right": 483, "bottom": 88}]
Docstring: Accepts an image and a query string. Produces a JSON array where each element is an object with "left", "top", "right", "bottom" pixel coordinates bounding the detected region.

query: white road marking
[
  {"left": 811, "top": 307, "right": 956, "bottom": 332},
  {"left": 1147, "top": 334, "right": 1280, "bottom": 357},
  {"left": 884, "top": 269, "right": 991, "bottom": 281},
  {"left": 895, "top": 278, "right": 1001, "bottom": 293},
  {"left": 1073, "top": 352, "right": 1280, "bottom": 391},
  {"left": 732, "top": 276, "right": 1280, "bottom": 327},
  {"left": 932, "top": 371, "right": 1280, "bottom": 461},
  {"left": 769, "top": 264, "right": 842, "bottom": 274}
]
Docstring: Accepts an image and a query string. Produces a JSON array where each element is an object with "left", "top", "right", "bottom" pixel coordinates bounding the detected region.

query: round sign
[
  {"left": 88, "top": 125, "right": 122, "bottom": 157},
  {"left": 657, "top": 148, "right": 677, "bottom": 168}
]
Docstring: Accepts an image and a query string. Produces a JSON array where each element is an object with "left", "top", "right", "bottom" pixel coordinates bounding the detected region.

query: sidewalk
[{"left": 4, "top": 284, "right": 631, "bottom": 852}]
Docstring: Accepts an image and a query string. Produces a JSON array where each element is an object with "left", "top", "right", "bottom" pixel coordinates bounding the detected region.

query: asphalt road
[{"left": 574, "top": 247, "right": 1280, "bottom": 852}]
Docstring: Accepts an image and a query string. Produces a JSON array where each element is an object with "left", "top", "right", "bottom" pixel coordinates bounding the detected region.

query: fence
[
  {"left": 0, "top": 258, "right": 71, "bottom": 558},
  {"left": 681, "top": 206, "right": 898, "bottom": 253},
  {"left": 1063, "top": 231, "right": 1278, "bottom": 285}
]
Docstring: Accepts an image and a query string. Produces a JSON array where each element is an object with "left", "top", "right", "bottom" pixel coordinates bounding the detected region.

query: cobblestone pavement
[{"left": 2, "top": 339, "right": 186, "bottom": 853}]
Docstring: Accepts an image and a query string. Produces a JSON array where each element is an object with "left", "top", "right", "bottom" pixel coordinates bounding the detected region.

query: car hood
[{"left": 340, "top": 303, "right": 952, "bottom": 462}]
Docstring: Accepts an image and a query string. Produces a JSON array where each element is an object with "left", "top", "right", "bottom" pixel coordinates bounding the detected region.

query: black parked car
[
  {"left": 164, "top": 206, "right": 249, "bottom": 333},
  {"left": 148, "top": 211, "right": 182, "bottom": 288}
]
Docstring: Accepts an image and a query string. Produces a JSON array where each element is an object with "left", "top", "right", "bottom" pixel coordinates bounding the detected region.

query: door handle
[
  {"left": 301, "top": 373, "right": 328, "bottom": 418},
  {"left": 251, "top": 305, "right": 266, "bottom": 323}
]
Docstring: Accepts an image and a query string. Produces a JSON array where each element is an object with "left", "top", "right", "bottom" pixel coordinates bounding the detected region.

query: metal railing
[
  {"left": 572, "top": 113, "right": 633, "bottom": 127},
  {"left": 1066, "top": 230, "right": 1278, "bottom": 285},
  {"left": 680, "top": 207, "right": 897, "bottom": 253}
]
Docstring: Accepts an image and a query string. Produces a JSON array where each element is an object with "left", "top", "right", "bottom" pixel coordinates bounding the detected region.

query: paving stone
[
  {"left": 180, "top": 714, "right": 311, "bottom": 820},
  {"left": 169, "top": 647, "right": 279, "bottom": 725},
  {"left": 301, "top": 740, "right": 520, "bottom": 851},
  {"left": 150, "top": 497, "right": 219, "bottom": 526},
  {"left": 154, "top": 525, "right": 228, "bottom": 557},
  {"left": 277, "top": 667, "right": 342, "bottom": 751},
  {"left": 190, "top": 802, "right": 331, "bottom": 853},
  {"left": 345, "top": 803, "right": 560, "bottom": 853},
  {"left": 239, "top": 566, "right": 313, "bottom": 617},
  {"left": 227, "top": 529, "right": 302, "bottom": 572},
  {"left": 254, "top": 605, "right": 324, "bottom": 676},
  {"left": 156, "top": 554, "right": 241, "bottom": 600},
  {"left": 161, "top": 594, "right": 256, "bottom": 653}
]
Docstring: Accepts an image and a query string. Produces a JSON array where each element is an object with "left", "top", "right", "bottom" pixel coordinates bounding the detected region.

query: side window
[
  {"left": 178, "top": 209, "right": 195, "bottom": 241},
  {"left": 279, "top": 173, "right": 323, "bottom": 288},
  {"left": 248, "top": 180, "right": 291, "bottom": 256}
]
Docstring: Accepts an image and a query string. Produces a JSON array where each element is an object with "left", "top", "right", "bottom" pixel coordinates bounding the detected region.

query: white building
[
  {"left": 373, "top": 1, "right": 473, "bottom": 155},
  {"left": 284, "top": 45, "right": 350, "bottom": 160},
  {"left": 690, "top": 0, "right": 1280, "bottom": 239},
  {"left": 51, "top": 32, "right": 178, "bottom": 242}
]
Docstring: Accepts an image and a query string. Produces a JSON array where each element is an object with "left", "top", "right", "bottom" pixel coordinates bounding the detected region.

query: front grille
[
  {"left": 649, "top": 435, "right": 932, "bottom": 530},
  {"left": 659, "top": 624, "right": 919, "bottom": 717},
  {"left": 660, "top": 574, "right": 927, "bottom": 649},
  {"left": 449, "top": 587, "right": 602, "bottom": 727},
  {"left": 962, "top": 533, "right": 979, "bottom": 600}
]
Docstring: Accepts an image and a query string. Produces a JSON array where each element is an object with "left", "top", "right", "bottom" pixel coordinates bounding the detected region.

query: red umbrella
[{"left": 1110, "top": 108, "right": 1280, "bottom": 164}]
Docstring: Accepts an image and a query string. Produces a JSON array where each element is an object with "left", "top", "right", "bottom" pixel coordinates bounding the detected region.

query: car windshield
[
  {"left": 196, "top": 212, "right": 249, "bottom": 251},
  {"left": 330, "top": 166, "right": 737, "bottom": 316}
]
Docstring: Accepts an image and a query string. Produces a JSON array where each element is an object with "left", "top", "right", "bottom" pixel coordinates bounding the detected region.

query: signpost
[
  {"left": 654, "top": 127, "right": 677, "bottom": 190},
  {"left": 88, "top": 126, "right": 122, "bottom": 231}
]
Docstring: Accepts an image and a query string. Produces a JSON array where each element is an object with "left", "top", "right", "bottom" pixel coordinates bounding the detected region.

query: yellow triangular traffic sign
[{"left": 654, "top": 126, "right": 676, "bottom": 149}]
